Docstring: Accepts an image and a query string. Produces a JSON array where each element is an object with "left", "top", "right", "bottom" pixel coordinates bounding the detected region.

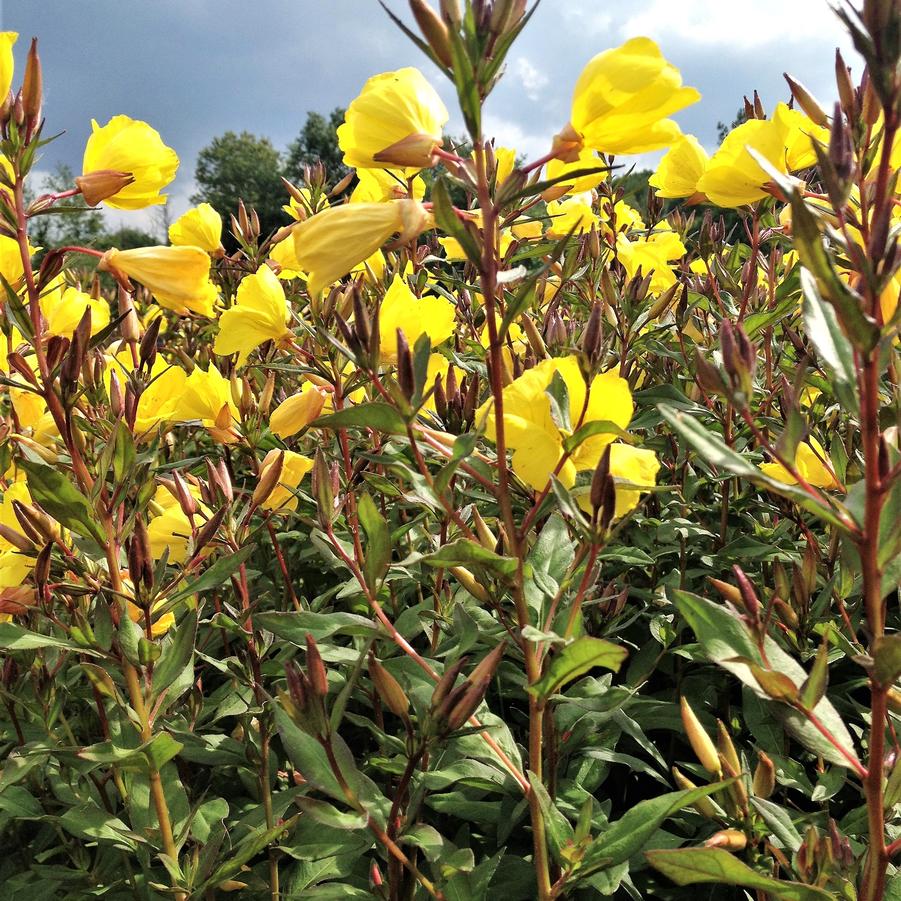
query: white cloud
[
  {"left": 512, "top": 56, "right": 549, "bottom": 101},
  {"left": 620, "top": 0, "right": 849, "bottom": 51},
  {"left": 481, "top": 114, "right": 549, "bottom": 161}
]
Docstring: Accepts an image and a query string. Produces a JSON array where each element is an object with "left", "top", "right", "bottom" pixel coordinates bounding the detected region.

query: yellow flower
[
  {"left": 494, "top": 146, "right": 517, "bottom": 185},
  {"left": 350, "top": 168, "right": 425, "bottom": 204},
  {"left": 0, "top": 234, "right": 29, "bottom": 286},
  {"left": 649, "top": 134, "right": 709, "bottom": 199},
  {"left": 599, "top": 198, "right": 645, "bottom": 239},
  {"left": 477, "top": 355, "right": 633, "bottom": 491},
  {"left": 270, "top": 384, "right": 328, "bottom": 439},
  {"left": 213, "top": 265, "right": 292, "bottom": 365},
  {"left": 543, "top": 148, "right": 607, "bottom": 200},
  {"left": 0, "top": 479, "right": 30, "bottom": 552},
  {"left": 511, "top": 219, "right": 544, "bottom": 240},
  {"left": 40, "top": 278, "right": 111, "bottom": 338},
  {"left": 0, "top": 33, "right": 17, "bottom": 103},
  {"left": 546, "top": 193, "right": 598, "bottom": 238},
  {"left": 146, "top": 485, "right": 207, "bottom": 565},
  {"left": 100, "top": 245, "right": 217, "bottom": 317},
  {"left": 269, "top": 232, "right": 307, "bottom": 280},
  {"left": 616, "top": 231, "right": 684, "bottom": 294},
  {"left": 760, "top": 437, "right": 839, "bottom": 490},
  {"left": 126, "top": 598, "right": 175, "bottom": 638},
  {"left": 0, "top": 550, "right": 31, "bottom": 590},
  {"left": 174, "top": 366, "right": 239, "bottom": 441},
  {"left": 258, "top": 449, "right": 314, "bottom": 512},
  {"left": 784, "top": 109, "right": 830, "bottom": 171},
  {"left": 168, "top": 203, "right": 223, "bottom": 254},
  {"left": 554, "top": 38, "right": 699, "bottom": 159},
  {"left": 608, "top": 444, "right": 661, "bottom": 518},
  {"left": 696, "top": 103, "right": 798, "bottom": 208},
  {"left": 337, "top": 67, "right": 449, "bottom": 174},
  {"left": 292, "top": 200, "right": 431, "bottom": 296},
  {"left": 378, "top": 274, "right": 456, "bottom": 362},
  {"left": 81, "top": 115, "right": 179, "bottom": 210}
]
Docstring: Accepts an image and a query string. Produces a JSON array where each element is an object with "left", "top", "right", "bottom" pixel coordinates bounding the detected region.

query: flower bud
[
  {"left": 752, "top": 750, "right": 776, "bottom": 798},
  {"left": 305, "top": 633, "right": 329, "bottom": 699},
  {"left": 22, "top": 38, "right": 42, "bottom": 135},
  {"left": 680, "top": 696, "right": 722, "bottom": 776},
  {"left": 369, "top": 655, "right": 410, "bottom": 717},
  {"left": 409, "top": 0, "right": 453, "bottom": 67},
  {"left": 783, "top": 73, "right": 828, "bottom": 126},
  {"left": 251, "top": 450, "right": 284, "bottom": 510},
  {"left": 75, "top": 170, "right": 136, "bottom": 207},
  {"left": 671, "top": 766, "right": 718, "bottom": 818},
  {"left": 705, "top": 829, "right": 747, "bottom": 851}
]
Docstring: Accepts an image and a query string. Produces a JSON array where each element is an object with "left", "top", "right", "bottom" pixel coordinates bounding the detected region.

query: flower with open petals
[
  {"left": 338, "top": 68, "right": 448, "bottom": 174},
  {"left": 553, "top": 38, "right": 699, "bottom": 160},
  {"left": 378, "top": 274, "right": 456, "bottom": 362},
  {"left": 40, "top": 278, "right": 110, "bottom": 338},
  {"left": 760, "top": 437, "right": 839, "bottom": 490},
  {"left": 649, "top": 134, "right": 709, "bottom": 199},
  {"left": 214, "top": 266, "right": 292, "bottom": 365},
  {"left": 270, "top": 384, "right": 328, "bottom": 439},
  {"left": 80, "top": 115, "right": 178, "bottom": 210},
  {"left": 0, "top": 33, "right": 17, "bottom": 102},
  {"left": 350, "top": 168, "right": 425, "bottom": 204},
  {"left": 476, "top": 355, "right": 633, "bottom": 491},
  {"left": 174, "top": 366, "right": 240, "bottom": 442},
  {"left": 169, "top": 203, "right": 223, "bottom": 254},
  {"left": 258, "top": 449, "right": 314, "bottom": 512}
]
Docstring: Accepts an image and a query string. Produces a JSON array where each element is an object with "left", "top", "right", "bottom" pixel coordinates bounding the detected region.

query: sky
[{"left": 4, "top": 0, "right": 859, "bottom": 232}]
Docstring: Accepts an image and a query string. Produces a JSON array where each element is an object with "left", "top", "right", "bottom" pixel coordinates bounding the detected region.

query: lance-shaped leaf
[{"left": 529, "top": 637, "right": 628, "bottom": 700}]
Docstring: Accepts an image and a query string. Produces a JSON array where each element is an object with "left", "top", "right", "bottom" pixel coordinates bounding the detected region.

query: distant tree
[
  {"left": 285, "top": 109, "right": 348, "bottom": 183},
  {"left": 192, "top": 131, "right": 286, "bottom": 244},
  {"left": 28, "top": 163, "right": 105, "bottom": 251},
  {"left": 107, "top": 226, "right": 162, "bottom": 249}
]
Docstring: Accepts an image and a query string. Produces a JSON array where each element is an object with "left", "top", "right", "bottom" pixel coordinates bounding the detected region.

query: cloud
[
  {"left": 512, "top": 56, "right": 548, "bottom": 100},
  {"left": 481, "top": 114, "right": 548, "bottom": 160}
]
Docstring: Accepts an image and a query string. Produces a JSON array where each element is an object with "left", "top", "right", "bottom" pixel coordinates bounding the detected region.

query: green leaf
[
  {"left": 314, "top": 402, "right": 406, "bottom": 434},
  {"left": 658, "top": 404, "right": 853, "bottom": 532},
  {"left": 799, "top": 641, "right": 829, "bottom": 709},
  {"left": 872, "top": 634, "right": 901, "bottom": 687},
  {"left": 255, "top": 611, "right": 379, "bottom": 644},
  {"left": 561, "top": 420, "right": 633, "bottom": 454},
  {"left": 358, "top": 492, "right": 390, "bottom": 589},
  {"left": 671, "top": 589, "right": 861, "bottom": 770},
  {"left": 59, "top": 803, "right": 140, "bottom": 851},
  {"left": 545, "top": 370, "right": 572, "bottom": 433},
  {"left": 153, "top": 610, "right": 197, "bottom": 700},
  {"left": 801, "top": 269, "right": 859, "bottom": 413},
  {"left": 420, "top": 538, "right": 519, "bottom": 580},
  {"left": 0, "top": 622, "right": 100, "bottom": 655},
  {"left": 19, "top": 459, "right": 106, "bottom": 546},
  {"left": 528, "top": 774, "right": 574, "bottom": 864},
  {"left": 293, "top": 796, "right": 368, "bottom": 831},
  {"left": 529, "top": 637, "right": 627, "bottom": 700},
  {"left": 167, "top": 544, "right": 256, "bottom": 604},
  {"left": 750, "top": 798, "right": 803, "bottom": 852},
  {"left": 646, "top": 847, "right": 834, "bottom": 900},
  {"left": 580, "top": 783, "right": 730, "bottom": 873},
  {"left": 432, "top": 177, "right": 481, "bottom": 265}
]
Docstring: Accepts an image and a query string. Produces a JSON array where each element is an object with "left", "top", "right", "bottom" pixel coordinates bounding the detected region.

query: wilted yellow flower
[
  {"left": 350, "top": 168, "right": 425, "bottom": 204},
  {"left": 546, "top": 193, "right": 598, "bottom": 238},
  {"left": 80, "top": 115, "right": 178, "bottom": 210},
  {"left": 258, "top": 449, "right": 314, "bottom": 512},
  {"left": 169, "top": 203, "right": 223, "bottom": 254},
  {"left": 270, "top": 383, "right": 328, "bottom": 439},
  {"left": 649, "top": 134, "right": 709, "bottom": 199},
  {"left": 760, "top": 437, "right": 839, "bottom": 490},
  {"left": 0, "top": 33, "right": 17, "bottom": 102},
  {"left": 174, "top": 366, "right": 239, "bottom": 441},
  {"left": 554, "top": 38, "right": 700, "bottom": 160},
  {"left": 477, "top": 355, "right": 633, "bottom": 490},
  {"left": 213, "top": 266, "right": 292, "bottom": 365},
  {"left": 100, "top": 245, "right": 217, "bottom": 317},
  {"left": 40, "top": 279, "right": 110, "bottom": 338},
  {"left": 338, "top": 67, "right": 449, "bottom": 174},
  {"left": 378, "top": 274, "right": 456, "bottom": 362},
  {"left": 292, "top": 199, "right": 431, "bottom": 296},
  {"left": 543, "top": 148, "right": 607, "bottom": 200}
]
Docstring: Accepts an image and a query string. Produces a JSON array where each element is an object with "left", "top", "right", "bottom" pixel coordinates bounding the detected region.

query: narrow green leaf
[
  {"left": 529, "top": 637, "right": 627, "bottom": 699},
  {"left": 314, "top": 402, "right": 407, "bottom": 435}
]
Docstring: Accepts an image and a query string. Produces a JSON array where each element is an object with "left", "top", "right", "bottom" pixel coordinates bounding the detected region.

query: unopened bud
[
  {"left": 753, "top": 750, "right": 776, "bottom": 798},
  {"left": 369, "top": 655, "right": 410, "bottom": 717},
  {"left": 680, "top": 696, "right": 722, "bottom": 776},
  {"left": 305, "top": 633, "right": 329, "bottom": 698},
  {"left": 252, "top": 450, "right": 284, "bottom": 509},
  {"left": 672, "top": 766, "right": 718, "bottom": 818},
  {"left": 22, "top": 39, "right": 42, "bottom": 134},
  {"left": 409, "top": 0, "right": 453, "bottom": 67},
  {"left": 705, "top": 829, "right": 747, "bottom": 851},
  {"left": 75, "top": 170, "right": 136, "bottom": 207},
  {"left": 783, "top": 74, "right": 828, "bottom": 126}
]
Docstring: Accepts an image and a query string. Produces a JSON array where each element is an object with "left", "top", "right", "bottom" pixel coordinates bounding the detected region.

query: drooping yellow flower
[
  {"left": 760, "top": 437, "right": 839, "bottom": 490},
  {"left": 258, "top": 449, "right": 314, "bottom": 512},
  {"left": 554, "top": 38, "right": 700, "bottom": 160},
  {"left": 213, "top": 265, "right": 292, "bottom": 365},
  {"left": 378, "top": 274, "right": 456, "bottom": 362},
  {"left": 80, "top": 115, "right": 179, "bottom": 210},
  {"left": 168, "top": 203, "right": 223, "bottom": 254},
  {"left": 543, "top": 148, "right": 607, "bottom": 200},
  {"left": 126, "top": 597, "right": 175, "bottom": 638},
  {"left": 292, "top": 200, "right": 431, "bottom": 296},
  {"left": 0, "top": 33, "right": 17, "bottom": 102},
  {"left": 546, "top": 193, "right": 598, "bottom": 238},
  {"left": 99, "top": 245, "right": 217, "bottom": 317},
  {"left": 338, "top": 68, "right": 449, "bottom": 174},
  {"left": 270, "top": 384, "right": 329, "bottom": 439},
  {"left": 477, "top": 355, "right": 633, "bottom": 491},
  {"left": 40, "top": 279, "right": 111, "bottom": 338},
  {"left": 649, "top": 134, "right": 709, "bottom": 199},
  {"left": 350, "top": 168, "right": 425, "bottom": 204},
  {"left": 696, "top": 103, "right": 798, "bottom": 208},
  {"left": 174, "top": 365, "right": 240, "bottom": 442}
]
